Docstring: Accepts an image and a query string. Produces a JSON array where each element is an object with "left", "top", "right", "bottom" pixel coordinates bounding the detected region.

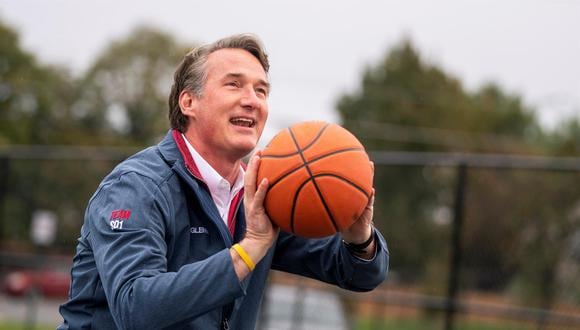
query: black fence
[
  {"left": 303, "top": 151, "right": 580, "bottom": 330},
  {"left": 1, "top": 146, "right": 580, "bottom": 329}
]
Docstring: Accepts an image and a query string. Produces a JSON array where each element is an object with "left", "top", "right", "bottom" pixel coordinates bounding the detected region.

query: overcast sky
[{"left": 1, "top": 0, "right": 579, "bottom": 142}]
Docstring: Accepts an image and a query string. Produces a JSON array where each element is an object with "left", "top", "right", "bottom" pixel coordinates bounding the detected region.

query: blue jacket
[{"left": 58, "top": 130, "right": 389, "bottom": 329}]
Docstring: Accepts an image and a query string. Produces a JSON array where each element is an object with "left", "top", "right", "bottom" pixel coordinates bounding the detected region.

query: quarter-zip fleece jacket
[{"left": 58, "top": 130, "right": 389, "bottom": 329}]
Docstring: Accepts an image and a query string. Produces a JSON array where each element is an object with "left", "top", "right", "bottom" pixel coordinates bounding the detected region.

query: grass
[
  {"left": 356, "top": 318, "right": 537, "bottom": 330},
  {"left": 0, "top": 321, "right": 56, "bottom": 330}
]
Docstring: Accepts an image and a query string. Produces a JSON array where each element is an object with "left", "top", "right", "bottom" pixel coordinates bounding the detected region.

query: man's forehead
[{"left": 207, "top": 48, "right": 267, "bottom": 75}]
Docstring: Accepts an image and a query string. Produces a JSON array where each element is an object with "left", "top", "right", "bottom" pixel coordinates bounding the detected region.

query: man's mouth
[{"left": 230, "top": 117, "right": 255, "bottom": 128}]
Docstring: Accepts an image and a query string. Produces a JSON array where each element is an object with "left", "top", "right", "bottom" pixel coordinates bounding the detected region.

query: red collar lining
[
  {"left": 172, "top": 129, "right": 244, "bottom": 237},
  {"left": 172, "top": 129, "right": 203, "bottom": 180}
]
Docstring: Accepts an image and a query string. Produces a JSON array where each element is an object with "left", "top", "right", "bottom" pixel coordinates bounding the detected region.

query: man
[{"left": 59, "top": 34, "right": 388, "bottom": 329}]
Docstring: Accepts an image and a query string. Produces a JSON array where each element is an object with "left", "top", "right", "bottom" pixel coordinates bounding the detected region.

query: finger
[
  {"left": 366, "top": 188, "right": 375, "bottom": 205},
  {"left": 253, "top": 178, "right": 269, "bottom": 208},
  {"left": 244, "top": 154, "right": 261, "bottom": 197},
  {"left": 367, "top": 193, "right": 375, "bottom": 209},
  {"left": 248, "top": 149, "right": 263, "bottom": 159}
]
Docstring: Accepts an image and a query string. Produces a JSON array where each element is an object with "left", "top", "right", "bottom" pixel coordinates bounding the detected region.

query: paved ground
[
  {"left": 259, "top": 284, "right": 349, "bottom": 330},
  {"left": 0, "top": 284, "right": 349, "bottom": 329},
  {"left": 0, "top": 294, "right": 64, "bottom": 327}
]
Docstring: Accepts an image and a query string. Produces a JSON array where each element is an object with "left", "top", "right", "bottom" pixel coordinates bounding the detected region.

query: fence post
[
  {"left": 444, "top": 163, "right": 468, "bottom": 330},
  {"left": 0, "top": 157, "right": 9, "bottom": 243}
]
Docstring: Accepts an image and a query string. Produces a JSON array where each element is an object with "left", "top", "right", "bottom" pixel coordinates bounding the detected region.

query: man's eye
[
  {"left": 256, "top": 88, "right": 268, "bottom": 96},
  {"left": 226, "top": 81, "right": 240, "bottom": 87}
]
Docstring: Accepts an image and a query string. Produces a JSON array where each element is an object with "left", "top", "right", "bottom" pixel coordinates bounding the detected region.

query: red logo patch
[
  {"left": 109, "top": 209, "right": 131, "bottom": 230},
  {"left": 110, "top": 209, "right": 132, "bottom": 220}
]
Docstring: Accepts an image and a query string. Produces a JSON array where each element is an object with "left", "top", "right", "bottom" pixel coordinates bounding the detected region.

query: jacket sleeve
[
  {"left": 87, "top": 172, "right": 244, "bottom": 329},
  {"left": 271, "top": 229, "right": 389, "bottom": 292}
]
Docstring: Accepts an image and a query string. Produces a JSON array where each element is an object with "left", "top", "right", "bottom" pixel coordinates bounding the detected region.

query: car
[{"left": 1, "top": 268, "right": 70, "bottom": 298}]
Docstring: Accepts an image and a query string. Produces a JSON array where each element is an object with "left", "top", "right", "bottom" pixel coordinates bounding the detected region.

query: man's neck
[
  {"left": 200, "top": 150, "right": 241, "bottom": 186},
  {"left": 183, "top": 133, "right": 241, "bottom": 186}
]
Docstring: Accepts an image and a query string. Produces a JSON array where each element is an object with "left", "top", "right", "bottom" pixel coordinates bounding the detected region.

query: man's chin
[{"left": 233, "top": 143, "right": 258, "bottom": 160}]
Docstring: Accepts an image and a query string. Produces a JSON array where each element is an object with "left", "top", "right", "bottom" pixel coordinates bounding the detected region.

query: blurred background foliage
[
  {"left": 337, "top": 39, "right": 580, "bottom": 308},
  {"left": 0, "top": 21, "right": 188, "bottom": 146},
  {"left": 0, "top": 20, "right": 191, "bottom": 250},
  {"left": 1, "top": 16, "right": 580, "bottom": 311}
]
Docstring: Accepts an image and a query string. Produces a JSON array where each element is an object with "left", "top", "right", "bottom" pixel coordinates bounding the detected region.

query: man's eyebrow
[
  {"left": 224, "top": 72, "right": 270, "bottom": 90},
  {"left": 259, "top": 79, "right": 271, "bottom": 89}
]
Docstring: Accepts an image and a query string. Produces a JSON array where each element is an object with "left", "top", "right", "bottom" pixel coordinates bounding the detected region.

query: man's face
[{"left": 187, "top": 48, "right": 270, "bottom": 161}]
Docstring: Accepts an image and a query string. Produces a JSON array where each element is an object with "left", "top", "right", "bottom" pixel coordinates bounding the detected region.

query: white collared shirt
[{"left": 182, "top": 134, "right": 245, "bottom": 225}]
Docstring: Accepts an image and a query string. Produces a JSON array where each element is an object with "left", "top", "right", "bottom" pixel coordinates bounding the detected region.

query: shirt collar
[{"left": 181, "top": 134, "right": 245, "bottom": 196}]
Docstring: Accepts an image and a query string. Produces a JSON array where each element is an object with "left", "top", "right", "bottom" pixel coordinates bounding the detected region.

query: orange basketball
[{"left": 257, "top": 121, "right": 373, "bottom": 238}]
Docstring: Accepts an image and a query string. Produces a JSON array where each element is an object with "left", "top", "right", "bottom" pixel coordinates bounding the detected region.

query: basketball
[{"left": 257, "top": 121, "right": 373, "bottom": 238}]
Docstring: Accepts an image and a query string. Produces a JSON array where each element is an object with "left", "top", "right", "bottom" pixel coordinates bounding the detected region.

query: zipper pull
[{"left": 222, "top": 317, "right": 230, "bottom": 330}]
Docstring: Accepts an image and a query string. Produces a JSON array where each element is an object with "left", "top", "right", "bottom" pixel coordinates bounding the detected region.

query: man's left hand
[{"left": 340, "top": 189, "right": 374, "bottom": 245}]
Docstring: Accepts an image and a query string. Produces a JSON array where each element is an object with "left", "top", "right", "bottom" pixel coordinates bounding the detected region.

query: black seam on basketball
[
  {"left": 289, "top": 173, "right": 370, "bottom": 234},
  {"left": 288, "top": 127, "right": 339, "bottom": 232},
  {"left": 310, "top": 173, "right": 371, "bottom": 199},
  {"left": 267, "top": 147, "right": 365, "bottom": 189},
  {"left": 289, "top": 177, "right": 308, "bottom": 234},
  {"left": 261, "top": 123, "right": 330, "bottom": 158}
]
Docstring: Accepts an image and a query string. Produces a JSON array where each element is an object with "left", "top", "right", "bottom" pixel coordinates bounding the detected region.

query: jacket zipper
[{"left": 221, "top": 317, "right": 230, "bottom": 330}]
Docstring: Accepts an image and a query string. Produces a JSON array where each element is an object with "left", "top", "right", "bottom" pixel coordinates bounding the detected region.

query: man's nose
[{"left": 240, "top": 87, "right": 262, "bottom": 110}]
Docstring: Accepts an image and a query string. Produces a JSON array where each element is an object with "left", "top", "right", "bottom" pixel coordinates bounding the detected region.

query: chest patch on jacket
[{"left": 190, "top": 226, "right": 209, "bottom": 235}]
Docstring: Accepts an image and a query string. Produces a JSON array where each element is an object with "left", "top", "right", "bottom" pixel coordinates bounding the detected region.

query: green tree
[
  {"left": 0, "top": 22, "right": 192, "bottom": 251},
  {"left": 0, "top": 20, "right": 75, "bottom": 145},
  {"left": 335, "top": 39, "right": 567, "bottom": 298},
  {"left": 0, "top": 19, "right": 82, "bottom": 249},
  {"left": 545, "top": 118, "right": 580, "bottom": 156},
  {"left": 74, "top": 25, "right": 191, "bottom": 145}
]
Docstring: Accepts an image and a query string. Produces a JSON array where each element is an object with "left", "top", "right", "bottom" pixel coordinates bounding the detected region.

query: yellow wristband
[{"left": 232, "top": 243, "right": 255, "bottom": 271}]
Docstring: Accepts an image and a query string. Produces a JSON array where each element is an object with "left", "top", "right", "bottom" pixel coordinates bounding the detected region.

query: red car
[{"left": 2, "top": 268, "right": 70, "bottom": 298}]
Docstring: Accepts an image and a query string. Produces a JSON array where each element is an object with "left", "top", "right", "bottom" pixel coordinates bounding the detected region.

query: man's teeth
[{"left": 230, "top": 118, "right": 254, "bottom": 127}]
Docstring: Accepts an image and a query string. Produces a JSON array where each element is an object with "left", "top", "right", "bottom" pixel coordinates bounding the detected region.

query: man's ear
[{"left": 178, "top": 90, "right": 199, "bottom": 118}]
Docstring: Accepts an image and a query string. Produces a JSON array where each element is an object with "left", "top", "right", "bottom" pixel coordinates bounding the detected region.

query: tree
[
  {"left": 335, "top": 39, "right": 572, "bottom": 298},
  {"left": 74, "top": 26, "right": 191, "bottom": 145},
  {"left": 0, "top": 20, "right": 75, "bottom": 145},
  {"left": 545, "top": 118, "right": 580, "bottom": 156},
  {"left": 0, "top": 19, "right": 83, "bottom": 249},
  {"left": 0, "top": 22, "right": 192, "bottom": 250}
]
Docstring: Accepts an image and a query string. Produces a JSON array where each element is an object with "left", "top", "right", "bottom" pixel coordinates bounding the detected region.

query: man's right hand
[{"left": 231, "top": 153, "right": 278, "bottom": 279}]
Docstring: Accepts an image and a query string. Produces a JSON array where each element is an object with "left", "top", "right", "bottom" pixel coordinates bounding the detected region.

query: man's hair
[{"left": 168, "top": 34, "right": 270, "bottom": 132}]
